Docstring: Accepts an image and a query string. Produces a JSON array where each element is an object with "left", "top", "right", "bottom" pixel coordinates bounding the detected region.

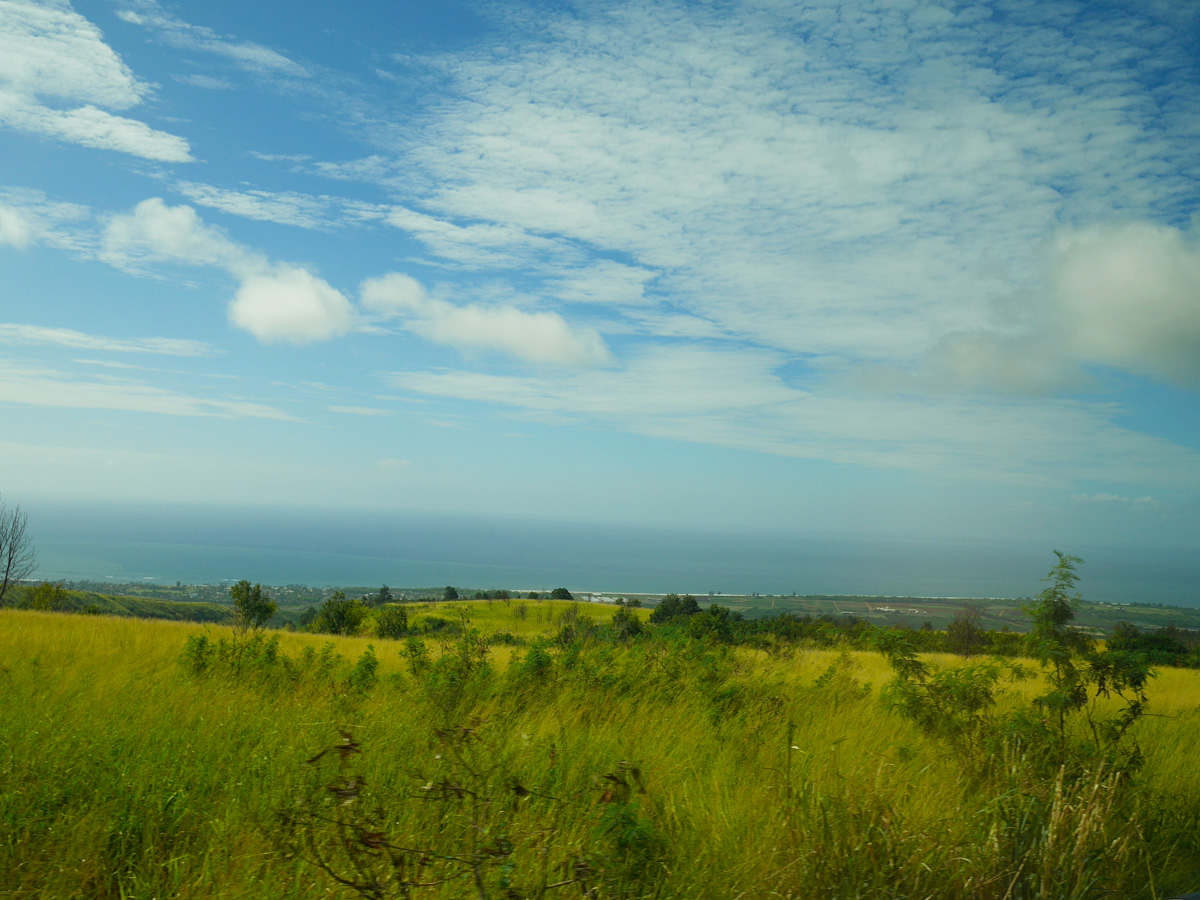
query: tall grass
[{"left": 2, "top": 607, "right": 1198, "bottom": 899}]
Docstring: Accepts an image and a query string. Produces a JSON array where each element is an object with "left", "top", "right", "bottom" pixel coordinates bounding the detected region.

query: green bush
[
  {"left": 311, "top": 591, "right": 368, "bottom": 636},
  {"left": 374, "top": 604, "right": 408, "bottom": 640}
]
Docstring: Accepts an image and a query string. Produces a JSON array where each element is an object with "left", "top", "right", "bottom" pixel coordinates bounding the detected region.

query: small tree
[
  {"left": 946, "top": 604, "right": 987, "bottom": 657},
  {"left": 312, "top": 591, "right": 368, "bottom": 636},
  {"left": 230, "top": 580, "right": 277, "bottom": 634},
  {"left": 27, "top": 580, "right": 68, "bottom": 612},
  {"left": 0, "top": 495, "right": 36, "bottom": 605},
  {"left": 375, "top": 604, "right": 409, "bottom": 640},
  {"left": 1024, "top": 552, "right": 1152, "bottom": 763},
  {"left": 1025, "top": 553, "right": 1093, "bottom": 735},
  {"left": 443, "top": 585, "right": 459, "bottom": 602},
  {"left": 550, "top": 587, "right": 573, "bottom": 601}
]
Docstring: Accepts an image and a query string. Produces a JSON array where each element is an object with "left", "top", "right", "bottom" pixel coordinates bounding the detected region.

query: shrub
[
  {"left": 403, "top": 635, "right": 430, "bottom": 677},
  {"left": 611, "top": 605, "right": 643, "bottom": 640},
  {"left": 311, "top": 591, "right": 368, "bottom": 636},
  {"left": 344, "top": 645, "right": 378, "bottom": 694},
  {"left": 374, "top": 604, "right": 408, "bottom": 640}
]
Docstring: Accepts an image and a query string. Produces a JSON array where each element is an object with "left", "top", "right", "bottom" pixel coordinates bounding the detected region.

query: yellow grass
[{"left": 2, "top": 608, "right": 1198, "bottom": 899}]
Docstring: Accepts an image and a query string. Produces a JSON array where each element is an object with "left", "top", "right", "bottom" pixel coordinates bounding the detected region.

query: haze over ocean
[{"left": 28, "top": 502, "right": 1198, "bottom": 606}]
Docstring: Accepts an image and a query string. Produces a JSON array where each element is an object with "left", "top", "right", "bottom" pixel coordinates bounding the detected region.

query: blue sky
[{"left": 1, "top": 0, "right": 1198, "bottom": 548}]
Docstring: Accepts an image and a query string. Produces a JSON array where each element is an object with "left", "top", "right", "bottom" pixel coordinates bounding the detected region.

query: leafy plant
[
  {"left": 230, "top": 580, "right": 277, "bottom": 634},
  {"left": 375, "top": 605, "right": 409, "bottom": 640}
]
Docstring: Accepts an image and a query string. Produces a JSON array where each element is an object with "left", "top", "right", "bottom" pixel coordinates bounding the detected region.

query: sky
[{"left": 1, "top": 0, "right": 1199, "bottom": 550}]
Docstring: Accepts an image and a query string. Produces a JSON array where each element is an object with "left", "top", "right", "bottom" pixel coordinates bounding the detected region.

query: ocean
[{"left": 26, "top": 502, "right": 1199, "bottom": 605}]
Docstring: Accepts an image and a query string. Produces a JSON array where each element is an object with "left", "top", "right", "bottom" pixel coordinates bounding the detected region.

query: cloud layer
[
  {"left": 361, "top": 273, "right": 611, "bottom": 366},
  {"left": 104, "top": 198, "right": 354, "bottom": 345},
  {"left": 0, "top": 0, "right": 191, "bottom": 160}
]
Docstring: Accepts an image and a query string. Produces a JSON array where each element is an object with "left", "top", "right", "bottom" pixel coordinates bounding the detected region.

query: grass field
[{"left": 3, "top": 603, "right": 1199, "bottom": 899}]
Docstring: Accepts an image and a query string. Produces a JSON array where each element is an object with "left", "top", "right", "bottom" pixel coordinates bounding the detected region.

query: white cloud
[
  {"left": 377, "top": 457, "right": 411, "bottom": 470},
  {"left": 0, "top": 204, "right": 30, "bottom": 248},
  {"left": 171, "top": 73, "right": 234, "bottom": 90},
  {"left": 550, "top": 260, "right": 658, "bottom": 307},
  {"left": 104, "top": 198, "right": 354, "bottom": 344},
  {"left": 925, "top": 220, "right": 1200, "bottom": 392},
  {"left": 360, "top": 272, "right": 427, "bottom": 315},
  {"left": 361, "top": 272, "right": 610, "bottom": 366},
  {"left": 173, "top": 181, "right": 330, "bottom": 229},
  {"left": 0, "top": 323, "right": 215, "bottom": 356},
  {"left": 385, "top": 342, "right": 1200, "bottom": 491},
  {"left": 378, "top": 204, "right": 575, "bottom": 271},
  {"left": 0, "top": 0, "right": 191, "bottom": 160},
  {"left": 0, "top": 359, "right": 296, "bottom": 421},
  {"left": 104, "top": 197, "right": 255, "bottom": 272},
  {"left": 1054, "top": 222, "right": 1200, "bottom": 386},
  {"left": 0, "top": 99, "right": 192, "bottom": 161},
  {"left": 328, "top": 0, "right": 1199, "bottom": 372},
  {"left": 115, "top": 2, "right": 307, "bottom": 77},
  {"left": 0, "top": 188, "right": 94, "bottom": 255},
  {"left": 230, "top": 266, "right": 354, "bottom": 345}
]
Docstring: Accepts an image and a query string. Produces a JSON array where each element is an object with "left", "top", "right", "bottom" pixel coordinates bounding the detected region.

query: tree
[
  {"left": 550, "top": 587, "right": 573, "bottom": 601},
  {"left": 946, "top": 604, "right": 987, "bottom": 656},
  {"left": 443, "top": 586, "right": 459, "bottom": 602},
  {"left": 230, "top": 580, "right": 277, "bottom": 633},
  {"left": 611, "top": 605, "right": 643, "bottom": 640},
  {"left": 1025, "top": 552, "right": 1151, "bottom": 755},
  {"left": 0, "top": 495, "right": 36, "bottom": 606},
  {"left": 312, "top": 591, "right": 368, "bottom": 636},
  {"left": 375, "top": 604, "right": 409, "bottom": 640},
  {"left": 27, "top": 580, "right": 68, "bottom": 612},
  {"left": 1024, "top": 553, "right": 1093, "bottom": 735},
  {"left": 648, "top": 594, "right": 700, "bottom": 624}
]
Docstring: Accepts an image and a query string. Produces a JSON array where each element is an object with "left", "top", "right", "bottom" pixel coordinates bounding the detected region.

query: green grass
[
  {"left": 7, "top": 584, "right": 233, "bottom": 623},
  {"left": 2, "top": 608, "right": 1198, "bottom": 899}
]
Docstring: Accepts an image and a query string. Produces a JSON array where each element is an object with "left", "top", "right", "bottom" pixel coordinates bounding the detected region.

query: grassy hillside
[
  {"left": 6, "top": 583, "right": 233, "bottom": 622},
  {"left": 2, "top": 607, "right": 1198, "bottom": 899}
]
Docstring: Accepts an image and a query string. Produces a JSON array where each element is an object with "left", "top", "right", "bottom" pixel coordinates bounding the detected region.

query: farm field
[{"left": 2, "top": 602, "right": 1200, "bottom": 900}]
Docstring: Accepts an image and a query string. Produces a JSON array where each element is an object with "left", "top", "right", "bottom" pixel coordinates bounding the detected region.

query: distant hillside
[{"left": 8, "top": 585, "right": 232, "bottom": 624}]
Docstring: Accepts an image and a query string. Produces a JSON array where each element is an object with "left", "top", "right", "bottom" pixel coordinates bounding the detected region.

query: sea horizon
[{"left": 23, "top": 501, "right": 1199, "bottom": 607}]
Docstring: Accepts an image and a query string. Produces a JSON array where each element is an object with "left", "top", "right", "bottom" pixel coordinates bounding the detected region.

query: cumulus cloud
[
  {"left": 104, "top": 198, "right": 353, "bottom": 344},
  {"left": 926, "top": 221, "right": 1200, "bottom": 392},
  {"left": 1054, "top": 223, "right": 1200, "bottom": 386},
  {"left": 0, "top": 0, "right": 191, "bottom": 160},
  {"left": 923, "top": 331, "right": 1088, "bottom": 395},
  {"left": 230, "top": 265, "right": 354, "bottom": 345},
  {"left": 345, "top": 0, "right": 1200, "bottom": 369},
  {"left": 104, "top": 197, "right": 255, "bottom": 272},
  {"left": 0, "top": 205, "right": 31, "bottom": 249},
  {"left": 361, "top": 272, "right": 610, "bottom": 366}
]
